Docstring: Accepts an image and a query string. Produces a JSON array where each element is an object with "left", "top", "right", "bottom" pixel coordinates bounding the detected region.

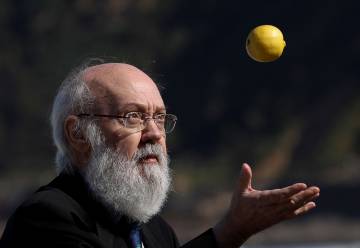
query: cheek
[
  {"left": 160, "top": 138, "right": 167, "bottom": 154},
  {"left": 99, "top": 122, "right": 141, "bottom": 159},
  {"left": 114, "top": 133, "right": 142, "bottom": 159}
]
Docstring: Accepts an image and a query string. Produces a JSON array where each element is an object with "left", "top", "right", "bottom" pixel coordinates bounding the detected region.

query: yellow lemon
[{"left": 246, "top": 25, "right": 286, "bottom": 62}]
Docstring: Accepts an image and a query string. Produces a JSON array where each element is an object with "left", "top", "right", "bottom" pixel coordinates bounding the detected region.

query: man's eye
[
  {"left": 126, "top": 112, "right": 142, "bottom": 119},
  {"left": 155, "top": 114, "right": 166, "bottom": 122}
]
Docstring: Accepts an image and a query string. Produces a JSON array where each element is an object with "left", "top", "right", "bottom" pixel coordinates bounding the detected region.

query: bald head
[
  {"left": 81, "top": 63, "right": 164, "bottom": 114},
  {"left": 83, "top": 63, "right": 154, "bottom": 87}
]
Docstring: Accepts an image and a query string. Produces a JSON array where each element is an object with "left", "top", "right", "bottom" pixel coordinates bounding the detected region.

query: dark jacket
[{"left": 0, "top": 172, "right": 217, "bottom": 248}]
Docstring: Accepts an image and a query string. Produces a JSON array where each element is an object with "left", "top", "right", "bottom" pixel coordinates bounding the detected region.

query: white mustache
[{"left": 132, "top": 144, "right": 164, "bottom": 163}]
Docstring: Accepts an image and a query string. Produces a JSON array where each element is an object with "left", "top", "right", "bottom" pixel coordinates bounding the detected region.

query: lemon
[{"left": 246, "top": 25, "right": 286, "bottom": 62}]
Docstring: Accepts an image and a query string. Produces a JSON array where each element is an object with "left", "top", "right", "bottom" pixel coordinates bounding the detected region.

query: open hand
[{"left": 214, "top": 163, "right": 320, "bottom": 248}]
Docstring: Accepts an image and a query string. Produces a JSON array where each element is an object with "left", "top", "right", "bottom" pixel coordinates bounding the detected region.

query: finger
[
  {"left": 236, "top": 163, "right": 253, "bottom": 193},
  {"left": 285, "top": 201, "right": 317, "bottom": 219},
  {"left": 269, "top": 189, "right": 319, "bottom": 219},
  {"left": 260, "top": 183, "right": 308, "bottom": 204},
  {"left": 288, "top": 187, "right": 320, "bottom": 209}
]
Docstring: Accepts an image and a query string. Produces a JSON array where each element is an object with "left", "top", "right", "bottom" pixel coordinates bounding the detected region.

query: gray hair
[{"left": 50, "top": 59, "right": 102, "bottom": 174}]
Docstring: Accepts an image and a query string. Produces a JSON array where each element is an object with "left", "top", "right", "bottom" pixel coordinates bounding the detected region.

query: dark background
[{"left": 1, "top": 0, "right": 360, "bottom": 245}]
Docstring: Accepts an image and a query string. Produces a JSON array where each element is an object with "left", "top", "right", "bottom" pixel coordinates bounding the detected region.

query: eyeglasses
[{"left": 77, "top": 112, "right": 178, "bottom": 134}]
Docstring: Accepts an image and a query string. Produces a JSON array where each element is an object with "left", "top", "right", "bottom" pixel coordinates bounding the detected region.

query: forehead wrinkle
[{"left": 116, "top": 102, "right": 166, "bottom": 116}]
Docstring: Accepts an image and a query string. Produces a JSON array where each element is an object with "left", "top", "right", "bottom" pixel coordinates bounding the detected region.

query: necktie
[{"left": 129, "top": 223, "right": 142, "bottom": 248}]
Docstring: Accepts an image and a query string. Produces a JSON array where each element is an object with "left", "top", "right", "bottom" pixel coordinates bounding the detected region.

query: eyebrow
[{"left": 114, "top": 103, "right": 166, "bottom": 113}]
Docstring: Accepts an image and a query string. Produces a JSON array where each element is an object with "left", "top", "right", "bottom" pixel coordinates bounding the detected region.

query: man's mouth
[{"left": 139, "top": 154, "right": 159, "bottom": 164}]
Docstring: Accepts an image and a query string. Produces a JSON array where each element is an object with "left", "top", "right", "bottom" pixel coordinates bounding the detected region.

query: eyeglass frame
[{"left": 76, "top": 112, "right": 178, "bottom": 134}]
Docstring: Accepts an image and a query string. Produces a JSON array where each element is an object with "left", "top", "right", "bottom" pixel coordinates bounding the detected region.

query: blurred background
[{"left": 0, "top": 0, "right": 360, "bottom": 246}]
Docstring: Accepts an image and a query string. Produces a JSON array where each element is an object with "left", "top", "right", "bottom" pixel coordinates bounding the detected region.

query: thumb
[{"left": 237, "top": 163, "right": 253, "bottom": 193}]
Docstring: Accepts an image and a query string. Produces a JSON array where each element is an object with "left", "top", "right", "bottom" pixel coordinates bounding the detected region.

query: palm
[{"left": 214, "top": 163, "right": 320, "bottom": 248}]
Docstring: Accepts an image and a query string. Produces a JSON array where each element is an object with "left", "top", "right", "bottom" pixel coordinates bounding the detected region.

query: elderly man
[{"left": 1, "top": 61, "right": 320, "bottom": 247}]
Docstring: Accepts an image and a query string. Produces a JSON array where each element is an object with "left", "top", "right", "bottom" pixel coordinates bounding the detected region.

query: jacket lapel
[{"left": 141, "top": 224, "right": 164, "bottom": 248}]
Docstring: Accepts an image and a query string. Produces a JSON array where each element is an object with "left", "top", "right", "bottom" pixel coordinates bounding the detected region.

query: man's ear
[{"left": 64, "top": 115, "right": 90, "bottom": 153}]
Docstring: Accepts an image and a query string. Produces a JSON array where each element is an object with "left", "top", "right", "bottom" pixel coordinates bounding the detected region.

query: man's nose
[{"left": 140, "top": 119, "right": 163, "bottom": 143}]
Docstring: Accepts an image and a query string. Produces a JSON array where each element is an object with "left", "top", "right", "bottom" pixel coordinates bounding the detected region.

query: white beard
[{"left": 81, "top": 125, "right": 171, "bottom": 223}]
